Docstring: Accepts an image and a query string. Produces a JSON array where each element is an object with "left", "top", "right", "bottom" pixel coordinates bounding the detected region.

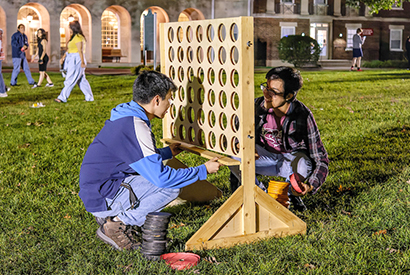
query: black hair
[
  {"left": 36, "top": 28, "right": 47, "bottom": 43},
  {"left": 133, "top": 70, "right": 177, "bottom": 104},
  {"left": 69, "top": 21, "right": 86, "bottom": 42},
  {"left": 265, "top": 66, "right": 303, "bottom": 102},
  {"left": 356, "top": 28, "right": 362, "bottom": 34},
  {"left": 17, "top": 24, "right": 25, "bottom": 30}
]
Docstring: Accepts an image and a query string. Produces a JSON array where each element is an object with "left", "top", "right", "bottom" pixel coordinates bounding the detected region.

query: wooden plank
[
  {"left": 187, "top": 226, "right": 305, "bottom": 250},
  {"left": 161, "top": 138, "right": 240, "bottom": 166},
  {"left": 239, "top": 16, "right": 256, "bottom": 236}
]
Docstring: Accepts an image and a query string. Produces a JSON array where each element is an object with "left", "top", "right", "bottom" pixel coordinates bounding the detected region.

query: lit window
[
  {"left": 281, "top": 27, "right": 295, "bottom": 38},
  {"left": 101, "top": 10, "right": 119, "bottom": 48}
]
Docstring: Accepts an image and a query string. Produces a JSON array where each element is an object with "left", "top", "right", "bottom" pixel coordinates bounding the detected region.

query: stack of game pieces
[{"left": 141, "top": 212, "right": 172, "bottom": 261}]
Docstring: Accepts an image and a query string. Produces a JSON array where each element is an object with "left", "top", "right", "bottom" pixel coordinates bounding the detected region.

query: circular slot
[
  {"left": 230, "top": 23, "right": 239, "bottom": 42},
  {"left": 218, "top": 47, "right": 227, "bottom": 65},
  {"left": 218, "top": 24, "right": 226, "bottom": 42}
]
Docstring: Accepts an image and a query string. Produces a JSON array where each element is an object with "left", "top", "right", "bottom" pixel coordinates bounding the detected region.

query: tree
[
  {"left": 277, "top": 35, "right": 321, "bottom": 68},
  {"left": 348, "top": 0, "right": 408, "bottom": 14}
]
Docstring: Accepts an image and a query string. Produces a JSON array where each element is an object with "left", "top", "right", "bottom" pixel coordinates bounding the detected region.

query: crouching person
[
  {"left": 79, "top": 71, "right": 222, "bottom": 251},
  {"left": 229, "top": 66, "right": 329, "bottom": 211}
]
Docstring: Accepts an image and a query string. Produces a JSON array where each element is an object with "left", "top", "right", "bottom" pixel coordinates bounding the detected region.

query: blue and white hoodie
[{"left": 79, "top": 101, "right": 207, "bottom": 212}]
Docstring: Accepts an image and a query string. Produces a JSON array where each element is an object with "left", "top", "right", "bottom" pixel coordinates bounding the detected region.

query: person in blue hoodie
[
  {"left": 79, "top": 70, "right": 223, "bottom": 251},
  {"left": 10, "top": 24, "right": 35, "bottom": 87}
]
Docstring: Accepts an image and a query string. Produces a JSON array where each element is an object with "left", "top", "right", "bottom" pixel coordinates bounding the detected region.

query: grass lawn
[{"left": 1, "top": 69, "right": 410, "bottom": 274}]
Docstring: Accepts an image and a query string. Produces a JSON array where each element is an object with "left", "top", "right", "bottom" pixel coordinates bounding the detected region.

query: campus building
[{"left": 0, "top": 0, "right": 409, "bottom": 67}]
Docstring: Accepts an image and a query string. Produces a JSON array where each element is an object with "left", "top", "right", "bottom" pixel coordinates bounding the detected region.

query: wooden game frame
[{"left": 160, "top": 17, "right": 306, "bottom": 250}]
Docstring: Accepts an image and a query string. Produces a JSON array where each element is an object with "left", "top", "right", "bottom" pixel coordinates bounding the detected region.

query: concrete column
[
  {"left": 89, "top": 14, "right": 101, "bottom": 64},
  {"left": 301, "top": 0, "right": 309, "bottom": 15},
  {"left": 49, "top": 12, "right": 61, "bottom": 66},
  {"left": 267, "top": 0, "right": 276, "bottom": 14},
  {"left": 6, "top": 7, "right": 18, "bottom": 65},
  {"left": 334, "top": 0, "right": 341, "bottom": 16}
]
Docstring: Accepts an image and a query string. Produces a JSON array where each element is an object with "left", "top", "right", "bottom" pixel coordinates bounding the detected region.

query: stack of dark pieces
[{"left": 141, "top": 212, "right": 172, "bottom": 261}]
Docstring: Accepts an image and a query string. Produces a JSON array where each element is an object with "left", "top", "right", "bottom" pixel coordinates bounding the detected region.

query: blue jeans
[
  {"left": 91, "top": 175, "right": 180, "bottom": 226},
  {"left": 0, "top": 60, "right": 5, "bottom": 94},
  {"left": 10, "top": 56, "right": 35, "bottom": 85},
  {"left": 57, "top": 53, "right": 93, "bottom": 102},
  {"left": 229, "top": 144, "right": 313, "bottom": 191}
]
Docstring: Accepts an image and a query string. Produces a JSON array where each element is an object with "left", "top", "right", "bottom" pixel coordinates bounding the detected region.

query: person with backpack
[{"left": 229, "top": 66, "right": 328, "bottom": 211}]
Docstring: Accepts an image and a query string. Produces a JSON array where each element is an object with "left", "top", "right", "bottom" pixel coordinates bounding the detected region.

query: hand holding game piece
[
  {"left": 204, "top": 157, "right": 223, "bottom": 174},
  {"left": 169, "top": 142, "right": 183, "bottom": 156},
  {"left": 290, "top": 173, "right": 313, "bottom": 196}
]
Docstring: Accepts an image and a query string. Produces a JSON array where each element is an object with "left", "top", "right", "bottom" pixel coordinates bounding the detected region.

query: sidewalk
[{"left": 1, "top": 67, "right": 132, "bottom": 75}]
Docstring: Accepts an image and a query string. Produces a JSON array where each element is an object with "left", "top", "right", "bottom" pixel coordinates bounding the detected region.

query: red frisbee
[
  {"left": 290, "top": 173, "right": 304, "bottom": 194},
  {"left": 160, "top": 252, "right": 200, "bottom": 270}
]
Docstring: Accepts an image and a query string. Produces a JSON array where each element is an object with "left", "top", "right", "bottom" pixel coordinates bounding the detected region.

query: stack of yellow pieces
[{"left": 267, "top": 180, "right": 289, "bottom": 208}]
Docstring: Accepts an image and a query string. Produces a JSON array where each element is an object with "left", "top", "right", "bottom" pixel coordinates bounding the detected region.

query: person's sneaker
[
  {"left": 357, "top": 68, "right": 363, "bottom": 71},
  {"left": 349, "top": 67, "right": 354, "bottom": 71},
  {"left": 96, "top": 217, "right": 141, "bottom": 251},
  {"left": 5, "top": 86, "right": 11, "bottom": 92},
  {"left": 0, "top": 92, "right": 8, "bottom": 98},
  {"left": 45, "top": 83, "right": 54, "bottom": 87},
  {"left": 32, "top": 83, "right": 39, "bottom": 89}
]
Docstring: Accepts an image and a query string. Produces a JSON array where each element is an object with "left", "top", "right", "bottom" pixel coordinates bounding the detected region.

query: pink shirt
[{"left": 260, "top": 108, "right": 287, "bottom": 154}]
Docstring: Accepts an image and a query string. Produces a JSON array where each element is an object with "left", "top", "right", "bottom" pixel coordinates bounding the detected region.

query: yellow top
[{"left": 67, "top": 34, "right": 86, "bottom": 54}]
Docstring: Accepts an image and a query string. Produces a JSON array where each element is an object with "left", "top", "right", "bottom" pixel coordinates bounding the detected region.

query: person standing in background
[
  {"left": 350, "top": 28, "right": 366, "bottom": 72},
  {"left": 0, "top": 28, "right": 10, "bottom": 97},
  {"left": 406, "top": 36, "right": 410, "bottom": 70},
  {"left": 32, "top": 28, "right": 53, "bottom": 88},
  {"left": 10, "top": 24, "right": 35, "bottom": 86},
  {"left": 55, "top": 21, "right": 93, "bottom": 103}
]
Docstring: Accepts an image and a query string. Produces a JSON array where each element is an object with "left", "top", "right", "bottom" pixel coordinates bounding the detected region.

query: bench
[{"left": 102, "top": 48, "right": 125, "bottom": 62}]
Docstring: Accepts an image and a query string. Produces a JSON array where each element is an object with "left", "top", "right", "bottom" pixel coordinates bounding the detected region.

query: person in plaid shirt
[{"left": 230, "top": 66, "right": 328, "bottom": 211}]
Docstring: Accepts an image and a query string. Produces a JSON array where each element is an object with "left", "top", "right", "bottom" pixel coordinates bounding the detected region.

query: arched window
[
  {"left": 101, "top": 10, "right": 119, "bottom": 48},
  {"left": 17, "top": 6, "right": 41, "bottom": 59},
  {"left": 60, "top": 8, "right": 80, "bottom": 54}
]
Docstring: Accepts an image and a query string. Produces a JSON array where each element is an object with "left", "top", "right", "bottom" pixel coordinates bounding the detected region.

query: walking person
[
  {"left": 10, "top": 24, "right": 35, "bottom": 86},
  {"left": 0, "top": 28, "right": 10, "bottom": 98},
  {"left": 350, "top": 28, "right": 366, "bottom": 71},
  {"left": 55, "top": 21, "right": 93, "bottom": 103},
  {"left": 406, "top": 36, "right": 410, "bottom": 70},
  {"left": 32, "top": 28, "right": 53, "bottom": 89}
]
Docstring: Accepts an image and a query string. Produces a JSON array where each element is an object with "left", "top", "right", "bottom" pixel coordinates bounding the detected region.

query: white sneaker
[
  {"left": 0, "top": 92, "right": 8, "bottom": 98},
  {"left": 6, "top": 86, "right": 11, "bottom": 92},
  {"left": 32, "top": 84, "right": 39, "bottom": 89},
  {"left": 45, "top": 83, "right": 54, "bottom": 87}
]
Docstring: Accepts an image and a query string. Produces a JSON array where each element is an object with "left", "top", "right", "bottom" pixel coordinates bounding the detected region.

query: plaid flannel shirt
[{"left": 256, "top": 98, "right": 329, "bottom": 193}]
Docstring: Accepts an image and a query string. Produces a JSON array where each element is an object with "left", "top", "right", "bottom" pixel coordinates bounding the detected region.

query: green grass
[{"left": 1, "top": 70, "right": 410, "bottom": 274}]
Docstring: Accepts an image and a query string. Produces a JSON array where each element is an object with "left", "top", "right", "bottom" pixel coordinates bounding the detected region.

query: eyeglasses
[{"left": 260, "top": 82, "right": 284, "bottom": 97}]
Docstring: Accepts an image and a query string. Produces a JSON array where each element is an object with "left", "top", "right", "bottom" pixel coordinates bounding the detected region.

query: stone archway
[
  {"left": 101, "top": 5, "right": 131, "bottom": 63},
  {"left": 178, "top": 8, "right": 205, "bottom": 22},
  {"left": 17, "top": 3, "right": 50, "bottom": 62},
  {"left": 60, "top": 4, "right": 92, "bottom": 62},
  {"left": 140, "top": 6, "right": 169, "bottom": 64}
]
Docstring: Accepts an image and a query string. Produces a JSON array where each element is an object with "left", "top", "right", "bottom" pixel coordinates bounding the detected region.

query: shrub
[
  {"left": 130, "top": 64, "right": 145, "bottom": 75},
  {"left": 277, "top": 35, "right": 321, "bottom": 68},
  {"left": 130, "top": 64, "right": 162, "bottom": 75},
  {"left": 362, "top": 60, "right": 408, "bottom": 68}
]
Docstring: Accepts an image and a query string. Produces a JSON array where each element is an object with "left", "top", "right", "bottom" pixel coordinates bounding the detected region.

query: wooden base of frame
[{"left": 185, "top": 186, "right": 306, "bottom": 250}]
